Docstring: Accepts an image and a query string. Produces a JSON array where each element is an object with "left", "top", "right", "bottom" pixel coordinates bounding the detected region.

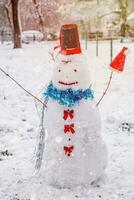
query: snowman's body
[{"left": 42, "top": 54, "right": 108, "bottom": 188}]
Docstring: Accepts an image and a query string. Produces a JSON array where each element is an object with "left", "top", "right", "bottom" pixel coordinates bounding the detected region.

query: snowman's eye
[
  {"left": 74, "top": 69, "right": 77, "bottom": 72},
  {"left": 58, "top": 69, "right": 61, "bottom": 72}
]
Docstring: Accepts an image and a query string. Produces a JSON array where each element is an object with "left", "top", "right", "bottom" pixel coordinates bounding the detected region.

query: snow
[
  {"left": 127, "top": 12, "right": 134, "bottom": 21},
  {"left": 0, "top": 40, "right": 134, "bottom": 200},
  {"left": 52, "top": 53, "right": 92, "bottom": 89}
]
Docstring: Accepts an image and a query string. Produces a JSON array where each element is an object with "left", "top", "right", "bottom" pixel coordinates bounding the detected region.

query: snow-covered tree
[
  {"left": 117, "top": 0, "right": 129, "bottom": 37},
  {"left": 0, "top": 0, "right": 12, "bottom": 43},
  {"left": 58, "top": 0, "right": 132, "bottom": 37},
  {"left": 19, "top": 0, "right": 62, "bottom": 38},
  {"left": 58, "top": 0, "right": 99, "bottom": 37},
  {"left": 0, "top": 1, "right": 10, "bottom": 31}
]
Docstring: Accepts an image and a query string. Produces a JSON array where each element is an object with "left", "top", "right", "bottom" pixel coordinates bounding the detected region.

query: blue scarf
[{"left": 43, "top": 82, "right": 94, "bottom": 107}]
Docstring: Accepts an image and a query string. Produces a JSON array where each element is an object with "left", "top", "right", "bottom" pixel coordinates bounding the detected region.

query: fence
[{"left": 0, "top": 31, "right": 13, "bottom": 44}]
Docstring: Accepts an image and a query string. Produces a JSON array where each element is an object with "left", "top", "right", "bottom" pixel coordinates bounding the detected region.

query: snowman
[{"left": 36, "top": 24, "right": 108, "bottom": 189}]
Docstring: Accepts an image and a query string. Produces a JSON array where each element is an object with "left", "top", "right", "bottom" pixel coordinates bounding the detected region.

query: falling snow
[{"left": 0, "top": 40, "right": 134, "bottom": 200}]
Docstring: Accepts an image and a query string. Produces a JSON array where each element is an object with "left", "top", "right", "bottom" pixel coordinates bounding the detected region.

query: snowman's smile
[{"left": 59, "top": 81, "right": 78, "bottom": 86}]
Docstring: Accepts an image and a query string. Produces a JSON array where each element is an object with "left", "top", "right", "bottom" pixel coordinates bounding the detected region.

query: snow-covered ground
[{"left": 0, "top": 40, "right": 134, "bottom": 200}]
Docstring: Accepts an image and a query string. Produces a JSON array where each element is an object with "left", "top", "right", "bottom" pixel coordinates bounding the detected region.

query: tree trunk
[
  {"left": 4, "top": 1, "right": 13, "bottom": 32},
  {"left": 11, "top": 0, "right": 21, "bottom": 48},
  {"left": 32, "top": 0, "right": 44, "bottom": 32}
]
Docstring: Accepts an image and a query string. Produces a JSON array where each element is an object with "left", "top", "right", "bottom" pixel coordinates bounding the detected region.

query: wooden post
[
  {"left": 85, "top": 31, "right": 88, "bottom": 50},
  {"left": 1, "top": 30, "right": 4, "bottom": 44},
  {"left": 110, "top": 37, "right": 113, "bottom": 62},
  {"left": 96, "top": 31, "right": 99, "bottom": 56},
  {"left": 11, "top": 0, "right": 22, "bottom": 48}
]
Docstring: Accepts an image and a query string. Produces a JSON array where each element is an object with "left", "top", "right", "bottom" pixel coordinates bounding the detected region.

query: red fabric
[
  {"left": 64, "top": 124, "right": 75, "bottom": 134},
  {"left": 61, "top": 48, "right": 81, "bottom": 55},
  {"left": 63, "top": 109, "right": 74, "bottom": 120},
  {"left": 64, "top": 145, "right": 74, "bottom": 156},
  {"left": 110, "top": 47, "right": 128, "bottom": 72}
]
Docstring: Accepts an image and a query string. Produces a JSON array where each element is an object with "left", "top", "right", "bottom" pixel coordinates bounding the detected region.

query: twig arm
[
  {"left": 96, "top": 71, "right": 113, "bottom": 107},
  {"left": 0, "top": 67, "right": 47, "bottom": 108}
]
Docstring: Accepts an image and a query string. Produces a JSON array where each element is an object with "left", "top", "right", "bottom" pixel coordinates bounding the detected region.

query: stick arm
[{"left": 96, "top": 71, "right": 113, "bottom": 107}]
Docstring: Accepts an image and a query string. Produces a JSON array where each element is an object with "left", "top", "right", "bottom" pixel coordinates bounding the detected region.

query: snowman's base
[
  {"left": 48, "top": 174, "right": 106, "bottom": 189},
  {"left": 91, "top": 173, "right": 107, "bottom": 188},
  {"left": 31, "top": 174, "right": 107, "bottom": 200}
]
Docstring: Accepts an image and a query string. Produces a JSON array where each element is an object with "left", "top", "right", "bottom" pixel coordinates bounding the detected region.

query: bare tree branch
[
  {"left": 0, "top": 67, "right": 47, "bottom": 108},
  {"left": 4, "top": 0, "right": 13, "bottom": 32},
  {"left": 32, "top": 0, "right": 44, "bottom": 31}
]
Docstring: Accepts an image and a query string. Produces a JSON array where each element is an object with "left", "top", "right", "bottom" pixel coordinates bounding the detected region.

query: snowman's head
[{"left": 52, "top": 53, "right": 91, "bottom": 90}]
